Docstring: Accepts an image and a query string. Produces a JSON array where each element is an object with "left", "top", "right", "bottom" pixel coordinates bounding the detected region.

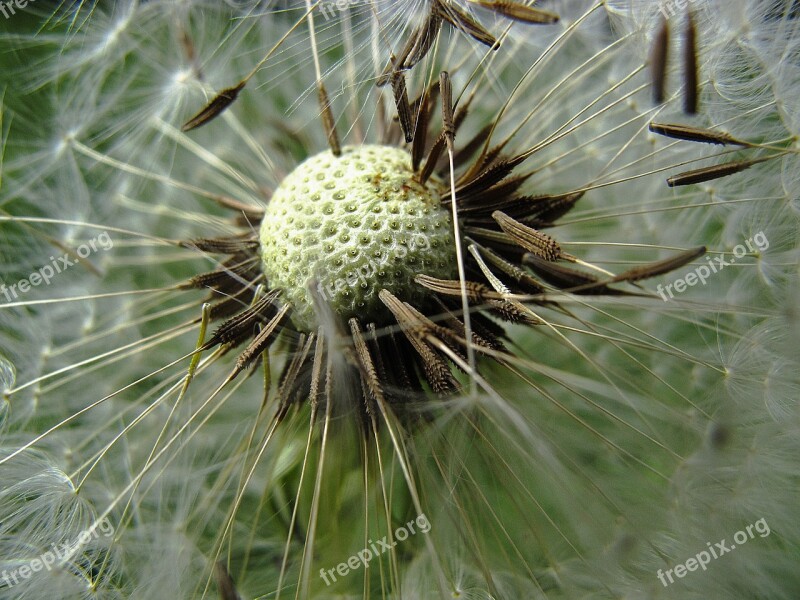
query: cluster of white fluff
[{"left": 0, "top": 1, "right": 798, "bottom": 598}]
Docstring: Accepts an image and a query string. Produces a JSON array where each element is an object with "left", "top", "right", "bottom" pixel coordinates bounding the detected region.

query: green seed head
[{"left": 260, "top": 145, "right": 458, "bottom": 331}]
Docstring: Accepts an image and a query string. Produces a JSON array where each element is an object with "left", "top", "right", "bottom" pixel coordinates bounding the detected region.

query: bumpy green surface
[{"left": 260, "top": 145, "right": 458, "bottom": 331}]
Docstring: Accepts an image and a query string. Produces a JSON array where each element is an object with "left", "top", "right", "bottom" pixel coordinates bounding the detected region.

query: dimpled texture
[{"left": 260, "top": 145, "right": 458, "bottom": 331}]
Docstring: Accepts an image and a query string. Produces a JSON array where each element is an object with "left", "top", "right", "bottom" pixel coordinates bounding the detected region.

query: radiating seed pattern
[{"left": 260, "top": 145, "right": 457, "bottom": 329}]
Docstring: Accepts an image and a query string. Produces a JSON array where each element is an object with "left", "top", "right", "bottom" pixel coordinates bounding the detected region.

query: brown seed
[
  {"left": 233, "top": 304, "right": 291, "bottom": 375},
  {"left": 683, "top": 10, "right": 699, "bottom": 114},
  {"left": 419, "top": 132, "right": 447, "bottom": 184},
  {"left": 307, "top": 331, "right": 326, "bottom": 409},
  {"left": 651, "top": 17, "right": 669, "bottom": 104},
  {"left": 391, "top": 71, "right": 414, "bottom": 143},
  {"left": 207, "top": 291, "right": 281, "bottom": 347},
  {"left": 349, "top": 318, "right": 385, "bottom": 414},
  {"left": 428, "top": 301, "right": 500, "bottom": 351},
  {"left": 179, "top": 236, "right": 259, "bottom": 255},
  {"left": 453, "top": 122, "right": 493, "bottom": 169},
  {"left": 404, "top": 6, "right": 443, "bottom": 70},
  {"left": 414, "top": 274, "right": 500, "bottom": 301},
  {"left": 275, "top": 332, "right": 315, "bottom": 414},
  {"left": 522, "top": 191, "right": 584, "bottom": 225},
  {"left": 207, "top": 287, "right": 257, "bottom": 321},
  {"left": 649, "top": 122, "right": 749, "bottom": 146},
  {"left": 181, "top": 257, "right": 260, "bottom": 291},
  {"left": 486, "top": 298, "right": 540, "bottom": 324},
  {"left": 456, "top": 154, "right": 525, "bottom": 197},
  {"left": 210, "top": 194, "right": 266, "bottom": 220},
  {"left": 214, "top": 561, "right": 242, "bottom": 600},
  {"left": 376, "top": 5, "right": 442, "bottom": 88},
  {"left": 378, "top": 289, "right": 458, "bottom": 394},
  {"left": 376, "top": 53, "right": 400, "bottom": 88},
  {"left": 440, "top": 71, "right": 455, "bottom": 150},
  {"left": 182, "top": 81, "right": 246, "bottom": 132},
  {"left": 470, "top": 243, "right": 545, "bottom": 295},
  {"left": 207, "top": 287, "right": 258, "bottom": 321},
  {"left": 457, "top": 172, "right": 532, "bottom": 209},
  {"left": 474, "top": 0, "right": 559, "bottom": 24},
  {"left": 412, "top": 89, "right": 433, "bottom": 171},
  {"left": 492, "top": 211, "right": 562, "bottom": 260},
  {"left": 522, "top": 254, "right": 621, "bottom": 295},
  {"left": 435, "top": 0, "right": 499, "bottom": 49},
  {"left": 318, "top": 82, "right": 341, "bottom": 156},
  {"left": 666, "top": 156, "right": 773, "bottom": 187},
  {"left": 610, "top": 246, "right": 706, "bottom": 283}
]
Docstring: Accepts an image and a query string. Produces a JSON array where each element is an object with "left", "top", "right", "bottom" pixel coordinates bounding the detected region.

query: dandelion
[{"left": 1, "top": 1, "right": 798, "bottom": 599}]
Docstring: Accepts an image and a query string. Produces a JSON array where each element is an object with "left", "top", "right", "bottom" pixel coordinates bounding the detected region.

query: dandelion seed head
[
  {"left": 1, "top": 1, "right": 799, "bottom": 597},
  {"left": 260, "top": 144, "right": 457, "bottom": 329}
]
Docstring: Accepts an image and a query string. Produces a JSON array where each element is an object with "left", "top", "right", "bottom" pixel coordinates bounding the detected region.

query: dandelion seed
[
  {"left": 666, "top": 154, "right": 779, "bottom": 187},
  {"left": 648, "top": 122, "right": 751, "bottom": 146},
  {"left": 182, "top": 82, "right": 246, "bottom": 132},
  {"left": 651, "top": 16, "right": 670, "bottom": 104},
  {"left": 683, "top": 9, "right": 699, "bottom": 115}
]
